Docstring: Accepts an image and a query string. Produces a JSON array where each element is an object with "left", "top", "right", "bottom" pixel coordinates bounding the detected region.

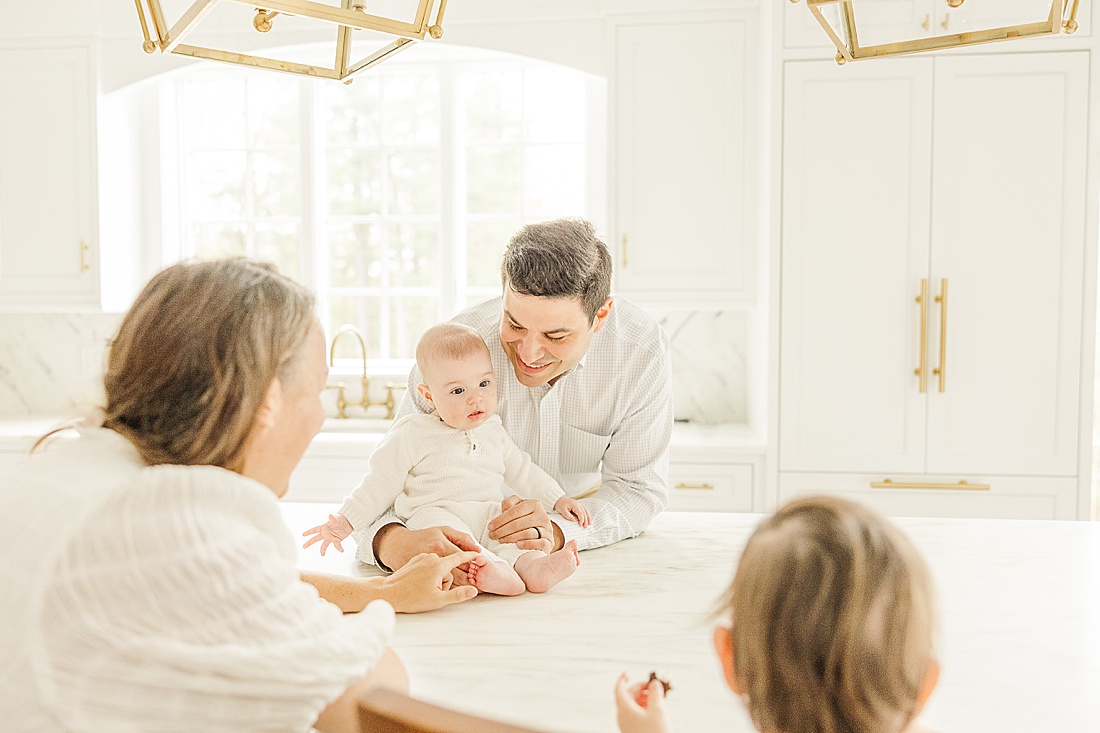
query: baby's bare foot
[
  {"left": 466, "top": 554, "right": 525, "bottom": 596},
  {"left": 516, "top": 540, "right": 579, "bottom": 594}
]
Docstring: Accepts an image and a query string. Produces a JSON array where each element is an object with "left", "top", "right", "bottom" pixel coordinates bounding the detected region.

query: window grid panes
[{"left": 175, "top": 47, "right": 597, "bottom": 363}]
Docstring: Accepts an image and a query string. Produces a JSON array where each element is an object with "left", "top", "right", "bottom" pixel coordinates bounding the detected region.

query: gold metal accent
[
  {"left": 621, "top": 234, "right": 628, "bottom": 268},
  {"left": 135, "top": 0, "right": 158, "bottom": 53},
  {"left": 945, "top": 0, "right": 965, "bottom": 8},
  {"left": 934, "top": 278, "right": 948, "bottom": 393},
  {"left": 797, "top": 0, "right": 1078, "bottom": 64},
  {"left": 327, "top": 325, "right": 402, "bottom": 419},
  {"left": 871, "top": 479, "right": 990, "bottom": 491},
  {"left": 253, "top": 9, "right": 277, "bottom": 32},
  {"left": 674, "top": 483, "right": 715, "bottom": 491},
  {"left": 914, "top": 278, "right": 928, "bottom": 393},
  {"left": 132, "top": 0, "right": 449, "bottom": 82},
  {"left": 940, "top": 13, "right": 951, "bottom": 31},
  {"left": 80, "top": 241, "right": 90, "bottom": 273},
  {"left": 1064, "top": 0, "right": 1081, "bottom": 31},
  {"left": 921, "top": 14, "right": 930, "bottom": 31}
]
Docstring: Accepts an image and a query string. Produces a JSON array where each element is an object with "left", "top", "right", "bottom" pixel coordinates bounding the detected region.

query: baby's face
[{"left": 421, "top": 349, "right": 497, "bottom": 430}]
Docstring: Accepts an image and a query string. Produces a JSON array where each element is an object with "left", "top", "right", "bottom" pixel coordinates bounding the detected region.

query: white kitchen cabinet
[
  {"left": 777, "top": 52, "right": 1088, "bottom": 518},
  {"left": 611, "top": 16, "right": 757, "bottom": 304},
  {"left": 0, "top": 43, "right": 99, "bottom": 310},
  {"left": 668, "top": 460, "right": 755, "bottom": 512},
  {"left": 783, "top": 0, "right": 1090, "bottom": 50}
]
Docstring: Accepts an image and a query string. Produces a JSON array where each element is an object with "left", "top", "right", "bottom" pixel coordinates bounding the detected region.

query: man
[{"left": 355, "top": 218, "right": 674, "bottom": 572}]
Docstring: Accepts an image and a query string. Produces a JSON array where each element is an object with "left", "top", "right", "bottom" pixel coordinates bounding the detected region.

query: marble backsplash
[{"left": 0, "top": 310, "right": 748, "bottom": 423}]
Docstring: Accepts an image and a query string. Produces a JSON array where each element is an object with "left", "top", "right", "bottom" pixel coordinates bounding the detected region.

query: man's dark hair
[{"left": 500, "top": 218, "right": 612, "bottom": 323}]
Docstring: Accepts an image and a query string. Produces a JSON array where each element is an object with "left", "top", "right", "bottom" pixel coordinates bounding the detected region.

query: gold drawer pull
[
  {"left": 675, "top": 482, "right": 715, "bottom": 491},
  {"left": 871, "top": 479, "right": 989, "bottom": 491}
]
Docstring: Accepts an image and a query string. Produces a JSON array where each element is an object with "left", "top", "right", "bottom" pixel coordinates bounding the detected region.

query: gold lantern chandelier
[
  {"left": 792, "top": 0, "right": 1081, "bottom": 64},
  {"left": 133, "top": 0, "right": 450, "bottom": 82}
]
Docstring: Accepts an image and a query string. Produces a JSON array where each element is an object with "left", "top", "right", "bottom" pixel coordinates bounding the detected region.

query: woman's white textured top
[{"left": 0, "top": 427, "right": 394, "bottom": 732}]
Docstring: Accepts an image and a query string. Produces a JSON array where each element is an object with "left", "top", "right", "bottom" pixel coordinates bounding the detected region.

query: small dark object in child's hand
[{"left": 634, "top": 671, "right": 673, "bottom": 708}]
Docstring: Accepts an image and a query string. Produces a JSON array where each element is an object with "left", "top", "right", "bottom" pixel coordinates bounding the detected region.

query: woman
[{"left": 0, "top": 259, "right": 479, "bottom": 732}]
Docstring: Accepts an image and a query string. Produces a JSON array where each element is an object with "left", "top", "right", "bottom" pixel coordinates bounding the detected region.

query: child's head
[
  {"left": 415, "top": 323, "right": 497, "bottom": 430},
  {"left": 715, "top": 496, "right": 939, "bottom": 733}
]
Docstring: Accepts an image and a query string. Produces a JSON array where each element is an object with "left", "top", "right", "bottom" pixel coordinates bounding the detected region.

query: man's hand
[
  {"left": 379, "top": 551, "right": 481, "bottom": 613},
  {"left": 487, "top": 496, "right": 560, "bottom": 553},
  {"left": 374, "top": 523, "right": 480, "bottom": 572}
]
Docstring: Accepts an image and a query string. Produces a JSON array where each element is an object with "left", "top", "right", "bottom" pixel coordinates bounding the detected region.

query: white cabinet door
[
  {"left": 784, "top": 0, "right": 934, "bottom": 49},
  {"left": 778, "top": 52, "right": 1089, "bottom": 517},
  {"left": 785, "top": 0, "right": 1089, "bottom": 50},
  {"left": 779, "top": 58, "right": 933, "bottom": 474},
  {"left": 613, "top": 19, "right": 756, "bottom": 303},
  {"left": 934, "top": 0, "right": 1078, "bottom": 36},
  {"left": 0, "top": 43, "right": 98, "bottom": 310},
  {"left": 925, "top": 53, "right": 1087, "bottom": 477}
]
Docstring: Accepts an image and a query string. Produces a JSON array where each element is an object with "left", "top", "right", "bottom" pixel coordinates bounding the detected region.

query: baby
[
  {"left": 304, "top": 322, "right": 590, "bottom": 596},
  {"left": 616, "top": 495, "right": 940, "bottom": 733}
]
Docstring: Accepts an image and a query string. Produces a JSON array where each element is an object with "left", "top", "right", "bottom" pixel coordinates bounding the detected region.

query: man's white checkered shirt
[{"left": 352, "top": 294, "right": 673, "bottom": 567}]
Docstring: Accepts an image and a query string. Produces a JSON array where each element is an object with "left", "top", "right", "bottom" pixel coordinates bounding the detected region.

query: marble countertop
[{"left": 283, "top": 503, "right": 1100, "bottom": 733}]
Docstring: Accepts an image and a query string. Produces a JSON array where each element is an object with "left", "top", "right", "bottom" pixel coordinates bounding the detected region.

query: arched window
[{"left": 167, "top": 44, "right": 606, "bottom": 365}]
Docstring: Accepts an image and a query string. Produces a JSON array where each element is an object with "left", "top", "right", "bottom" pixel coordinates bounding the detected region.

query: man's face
[{"left": 498, "top": 286, "right": 612, "bottom": 388}]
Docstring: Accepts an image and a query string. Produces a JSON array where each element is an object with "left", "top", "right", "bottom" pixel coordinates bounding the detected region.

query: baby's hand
[
  {"left": 614, "top": 673, "right": 670, "bottom": 733},
  {"left": 302, "top": 513, "right": 354, "bottom": 556},
  {"left": 554, "top": 497, "right": 591, "bottom": 527}
]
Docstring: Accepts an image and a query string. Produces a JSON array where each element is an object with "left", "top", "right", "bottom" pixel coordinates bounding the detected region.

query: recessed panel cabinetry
[
  {"left": 612, "top": 16, "right": 757, "bottom": 303},
  {"left": 777, "top": 52, "right": 1088, "bottom": 519},
  {"left": 0, "top": 43, "right": 99, "bottom": 310},
  {"left": 783, "top": 0, "right": 1091, "bottom": 49}
]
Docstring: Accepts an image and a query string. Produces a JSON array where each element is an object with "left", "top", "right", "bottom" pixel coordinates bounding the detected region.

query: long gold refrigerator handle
[
  {"left": 933, "top": 278, "right": 948, "bottom": 393},
  {"left": 914, "top": 278, "right": 928, "bottom": 393}
]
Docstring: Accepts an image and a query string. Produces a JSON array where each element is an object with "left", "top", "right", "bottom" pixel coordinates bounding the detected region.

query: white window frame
[{"left": 161, "top": 45, "right": 607, "bottom": 377}]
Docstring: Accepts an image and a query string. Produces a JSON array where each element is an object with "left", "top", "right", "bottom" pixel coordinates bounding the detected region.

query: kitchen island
[{"left": 283, "top": 503, "right": 1100, "bottom": 733}]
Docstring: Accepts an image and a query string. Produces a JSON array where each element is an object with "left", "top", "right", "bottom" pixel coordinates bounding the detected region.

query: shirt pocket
[{"left": 560, "top": 424, "right": 612, "bottom": 475}]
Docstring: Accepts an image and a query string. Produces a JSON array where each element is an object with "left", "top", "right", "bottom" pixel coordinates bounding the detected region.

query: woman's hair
[
  {"left": 415, "top": 322, "right": 489, "bottom": 383},
  {"left": 722, "top": 496, "right": 936, "bottom": 733},
  {"left": 500, "top": 218, "right": 612, "bottom": 323},
  {"left": 101, "top": 258, "right": 315, "bottom": 471}
]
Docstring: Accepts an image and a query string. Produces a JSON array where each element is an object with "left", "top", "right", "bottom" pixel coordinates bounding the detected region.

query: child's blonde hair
[
  {"left": 415, "top": 322, "right": 490, "bottom": 382},
  {"left": 722, "top": 496, "right": 936, "bottom": 733}
]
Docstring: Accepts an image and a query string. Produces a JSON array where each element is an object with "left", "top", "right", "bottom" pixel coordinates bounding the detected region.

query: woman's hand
[
  {"left": 302, "top": 513, "right": 354, "bottom": 556},
  {"left": 379, "top": 551, "right": 481, "bottom": 613},
  {"left": 614, "top": 674, "right": 670, "bottom": 733},
  {"left": 486, "top": 496, "right": 558, "bottom": 553},
  {"left": 554, "top": 497, "right": 591, "bottom": 527}
]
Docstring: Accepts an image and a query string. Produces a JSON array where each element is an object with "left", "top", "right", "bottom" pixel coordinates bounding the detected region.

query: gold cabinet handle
[
  {"left": 921, "top": 13, "right": 930, "bottom": 31},
  {"left": 80, "top": 241, "right": 91, "bottom": 273},
  {"left": 871, "top": 479, "right": 989, "bottom": 491},
  {"left": 914, "top": 279, "right": 928, "bottom": 393},
  {"left": 621, "top": 234, "right": 628, "bottom": 268},
  {"left": 940, "top": 12, "right": 950, "bottom": 31},
  {"left": 674, "top": 482, "right": 715, "bottom": 491},
  {"left": 933, "top": 278, "right": 948, "bottom": 393}
]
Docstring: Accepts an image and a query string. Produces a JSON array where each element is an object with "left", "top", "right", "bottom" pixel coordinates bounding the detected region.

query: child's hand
[
  {"left": 614, "top": 673, "right": 670, "bottom": 733},
  {"left": 554, "top": 497, "right": 591, "bottom": 527},
  {"left": 302, "top": 513, "right": 354, "bottom": 556}
]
